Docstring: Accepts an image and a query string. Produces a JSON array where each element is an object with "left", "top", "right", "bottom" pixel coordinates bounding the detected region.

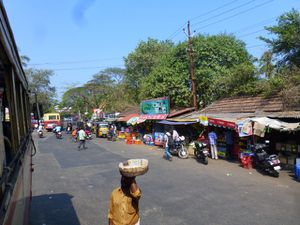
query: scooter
[
  {"left": 38, "top": 130, "right": 43, "bottom": 138},
  {"left": 85, "top": 130, "right": 93, "bottom": 140},
  {"left": 169, "top": 136, "right": 189, "bottom": 159},
  {"left": 56, "top": 131, "right": 62, "bottom": 139},
  {"left": 253, "top": 141, "right": 281, "bottom": 177},
  {"left": 192, "top": 141, "right": 209, "bottom": 165}
]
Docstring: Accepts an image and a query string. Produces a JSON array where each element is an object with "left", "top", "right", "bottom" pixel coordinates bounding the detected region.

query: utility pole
[
  {"left": 185, "top": 21, "right": 199, "bottom": 110},
  {"left": 34, "top": 92, "right": 41, "bottom": 126}
]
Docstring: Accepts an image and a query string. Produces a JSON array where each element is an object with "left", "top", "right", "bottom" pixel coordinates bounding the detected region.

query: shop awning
[
  {"left": 251, "top": 117, "right": 300, "bottom": 131},
  {"left": 208, "top": 118, "right": 236, "bottom": 129},
  {"left": 139, "top": 114, "right": 168, "bottom": 120},
  {"left": 158, "top": 120, "right": 198, "bottom": 125},
  {"left": 127, "top": 116, "right": 140, "bottom": 125},
  {"left": 117, "top": 113, "right": 140, "bottom": 122}
]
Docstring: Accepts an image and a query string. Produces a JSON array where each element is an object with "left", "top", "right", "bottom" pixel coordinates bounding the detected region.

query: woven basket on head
[{"left": 119, "top": 159, "right": 149, "bottom": 177}]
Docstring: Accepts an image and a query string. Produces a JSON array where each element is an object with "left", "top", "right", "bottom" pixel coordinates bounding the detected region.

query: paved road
[{"left": 31, "top": 132, "right": 300, "bottom": 225}]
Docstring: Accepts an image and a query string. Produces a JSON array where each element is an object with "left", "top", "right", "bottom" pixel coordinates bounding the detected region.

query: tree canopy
[
  {"left": 260, "top": 8, "right": 300, "bottom": 67},
  {"left": 25, "top": 68, "right": 56, "bottom": 114}
]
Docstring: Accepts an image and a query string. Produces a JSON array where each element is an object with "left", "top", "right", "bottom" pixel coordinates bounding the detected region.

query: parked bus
[
  {"left": 43, "top": 113, "right": 61, "bottom": 131},
  {"left": 0, "top": 2, "right": 35, "bottom": 225}
]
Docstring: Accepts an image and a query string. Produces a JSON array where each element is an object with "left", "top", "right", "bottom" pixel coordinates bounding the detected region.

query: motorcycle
[
  {"left": 66, "top": 126, "right": 72, "bottom": 134},
  {"left": 169, "top": 136, "right": 189, "bottom": 159},
  {"left": 85, "top": 130, "right": 93, "bottom": 140},
  {"left": 253, "top": 141, "right": 281, "bottom": 177},
  {"left": 56, "top": 131, "right": 62, "bottom": 139},
  {"left": 38, "top": 130, "right": 43, "bottom": 138},
  {"left": 107, "top": 131, "right": 116, "bottom": 141},
  {"left": 192, "top": 141, "right": 209, "bottom": 165}
]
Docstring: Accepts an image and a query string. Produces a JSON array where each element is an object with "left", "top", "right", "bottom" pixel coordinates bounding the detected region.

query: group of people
[
  {"left": 163, "top": 127, "right": 234, "bottom": 161},
  {"left": 70, "top": 126, "right": 88, "bottom": 150}
]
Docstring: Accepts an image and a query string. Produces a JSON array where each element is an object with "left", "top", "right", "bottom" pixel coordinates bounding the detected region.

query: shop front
[{"left": 238, "top": 117, "right": 300, "bottom": 169}]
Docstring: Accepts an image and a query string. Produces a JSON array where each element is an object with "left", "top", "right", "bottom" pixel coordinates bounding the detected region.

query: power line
[
  {"left": 237, "top": 28, "right": 266, "bottom": 38},
  {"left": 190, "top": 0, "right": 240, "bottom": 21},
  {"left": 247, "top": 44, "right": 266, "bottom": 49},
  {"left": 28, "top": 57, "right": 123, "bottom": 66},
  {"left": 193, "top": 0, "right": 256, "bottom": 27},
  {"left": 194, "top": 0, "right": 275, "bottom": 32},
  {"left": 167, "top": 0, "right": 241, "bottom": 41},
  {"left": 234, "top": 17, "right": 276, "bottom": 34},
  {"left": 41, "top": 65, "right": 124, "bottom": 72},
  {"left": 167, "top": 22, "right": 187, "bottom": 41}
]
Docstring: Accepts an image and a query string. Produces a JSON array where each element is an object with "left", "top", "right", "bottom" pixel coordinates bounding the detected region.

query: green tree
[
  {"left": 259, "top": 51, "right": 276, "bottom": 78},
  {"left": 25, "top": 68, "right": 56, "bottom": 114},
  {"left": 139, "top": 34, "right": 256, "bottom": 108},
  {"left": 124, "top": 38, "right": 174, "bottom": 101},
  {"left": 260, "top": 9, "right": 300, "bottom": 67}
]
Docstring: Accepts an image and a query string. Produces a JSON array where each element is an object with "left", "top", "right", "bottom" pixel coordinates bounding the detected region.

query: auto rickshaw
[{"left": 97, "top": 123, "right": 109, "bottom": 137}]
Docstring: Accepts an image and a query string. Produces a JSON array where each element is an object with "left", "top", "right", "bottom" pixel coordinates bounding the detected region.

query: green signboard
[{"left": 141, "top": 97, "right": 170, "bottom": 115}]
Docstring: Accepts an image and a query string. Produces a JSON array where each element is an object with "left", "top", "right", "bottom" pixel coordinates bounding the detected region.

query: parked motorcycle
[
  {"left": 38, "top": 130, "right": 43, "bottom": 138},
  {"left": 253, "top": 141, "right": 281, "bottom": 177},
  {"left": 169, "top": 136, "right": 189, "bottom": 159},
  {"left": 192, "top": 141, "right": 209, "bottom": 165},
  {"left": 56, "top": 131, "right": 62, "bottom": 139}
]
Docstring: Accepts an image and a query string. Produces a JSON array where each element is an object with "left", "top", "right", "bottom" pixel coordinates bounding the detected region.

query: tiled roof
[
  {"left": 168, "top": 107, "right": 195, "bottom": 118},
  {"left": 118, "top": 106, "right": 140, "bottom": 117},
  {"left": 200, "top": 96, "right": 284, "bottom": 114}
]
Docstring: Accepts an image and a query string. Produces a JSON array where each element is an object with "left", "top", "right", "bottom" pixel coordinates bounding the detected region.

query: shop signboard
[
  {"left": 199, "top": 116, "right": 208, "bottom": 126},
  {"left": 208, "top": 118, "right": 236, "bottom": 130},
  {"left": 140, "top": 97, "right": 170, "bottom": 115}
]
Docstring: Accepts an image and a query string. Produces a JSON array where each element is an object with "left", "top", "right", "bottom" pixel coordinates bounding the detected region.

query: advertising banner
[{"left": 140, "top": 97, "right": 170, "bottom": 115}]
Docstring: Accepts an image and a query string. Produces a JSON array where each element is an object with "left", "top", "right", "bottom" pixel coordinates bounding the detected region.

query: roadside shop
[{"left": 237, "top": 117, "right": 300, "bottom": 168}]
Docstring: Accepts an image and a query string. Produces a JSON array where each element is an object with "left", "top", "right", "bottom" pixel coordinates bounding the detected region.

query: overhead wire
[
  {"left": 193, "top": 0, "right": 256, "bottom": 27},
  {"left": 37, "top": 65, "right": 125, "bottom": 72},
  {"left": 194, "top": 0, "right": 275, "bottom": 32},
  {"left": 167, "top": 0, "right": 242, "bottom": 41},
  {"left": 28, "top": 57, "right": 123, "bottom": 66}
]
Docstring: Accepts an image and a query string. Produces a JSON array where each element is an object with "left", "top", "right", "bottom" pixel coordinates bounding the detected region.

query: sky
[{"left": 3, "top": 0, "right": 300, "bottom": 99}]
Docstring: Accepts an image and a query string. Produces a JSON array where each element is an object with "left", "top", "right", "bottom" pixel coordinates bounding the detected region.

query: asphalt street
[{"left": 30, "top": 132, "right": 300, "bottom": 225}]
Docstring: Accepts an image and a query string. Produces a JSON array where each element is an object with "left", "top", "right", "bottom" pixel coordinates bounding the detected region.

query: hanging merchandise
[
  {"left": 253, "top": 121, "right": 266, "bottom": 137},
  {"left": 242, "top": 121, "right": 253, "bottom": 136},
  {"left": 238, "top": 121, "right": 250, "bottom": 137}
]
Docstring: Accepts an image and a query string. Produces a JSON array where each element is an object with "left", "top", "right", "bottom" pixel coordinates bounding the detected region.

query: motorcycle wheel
[
  {"left": 178, "top": 145, "right": 189, "bottom": 159},
  {"left": 203, "top": 156, "right": 208, "bottom": 165},
  {"left": 194, "top": 149, "right": 201, "bottom": 160},
  {"left": 271, "top": 170, "right": 280, "bottom": 178}
]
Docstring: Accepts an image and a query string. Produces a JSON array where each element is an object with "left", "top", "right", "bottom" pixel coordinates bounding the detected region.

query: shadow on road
[{"left": 31, "top": 193, "right": 81, "bottom": 225}]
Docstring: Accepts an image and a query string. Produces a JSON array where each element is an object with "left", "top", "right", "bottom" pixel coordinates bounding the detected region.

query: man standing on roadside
[
  {"left": 108, "top": 175, "right": 142, "bottom": 225},
  {"left": 78, "top": 126, "right": 87, "bottom": 150},
  {"left": 208, "top": 129, "right": 218, "bottom": 159}
]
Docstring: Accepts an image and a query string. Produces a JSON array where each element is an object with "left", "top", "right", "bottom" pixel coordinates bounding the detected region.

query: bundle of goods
[{"left": 119, "top": 159, "right": 149, "bottom": 177}]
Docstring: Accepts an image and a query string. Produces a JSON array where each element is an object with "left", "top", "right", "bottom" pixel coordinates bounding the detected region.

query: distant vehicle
[
  {"left": 31, "top": 119, "right": 39, "bottom": 129},
  {"left": 43, "top": 113, "right": 61, "bottom": 131},
  {"left": 97, "top": 123, "right": 109, "bottom": 138}
]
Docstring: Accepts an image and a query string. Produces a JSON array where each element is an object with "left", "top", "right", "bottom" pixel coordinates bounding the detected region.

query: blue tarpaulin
[{"left": 157, "top": 120, "right": 197, "bottom": 125}]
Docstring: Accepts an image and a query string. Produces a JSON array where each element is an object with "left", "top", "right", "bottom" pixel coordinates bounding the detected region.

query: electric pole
[{"left": 185, "top": 21, "right": 199, "bottom": 110}]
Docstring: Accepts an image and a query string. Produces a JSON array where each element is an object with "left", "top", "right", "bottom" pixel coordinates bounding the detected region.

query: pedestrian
[
  {"left": 225, "top": 130, "right": 234, "bottom": 160},
  {"left": 72, "top": 128, "right": 78, "bottom": 142},
  {"left": 164, "top": 130, "right": 173, "bottom": 161},
  {"left": 208, "top": 129, "right": 218, "bottom": 159},
  {"left": 108, "top": 174, "right": 142, "bottom": 225},
  {"left": 78, "top": 126, "right": 87, "bottom": 150}
]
